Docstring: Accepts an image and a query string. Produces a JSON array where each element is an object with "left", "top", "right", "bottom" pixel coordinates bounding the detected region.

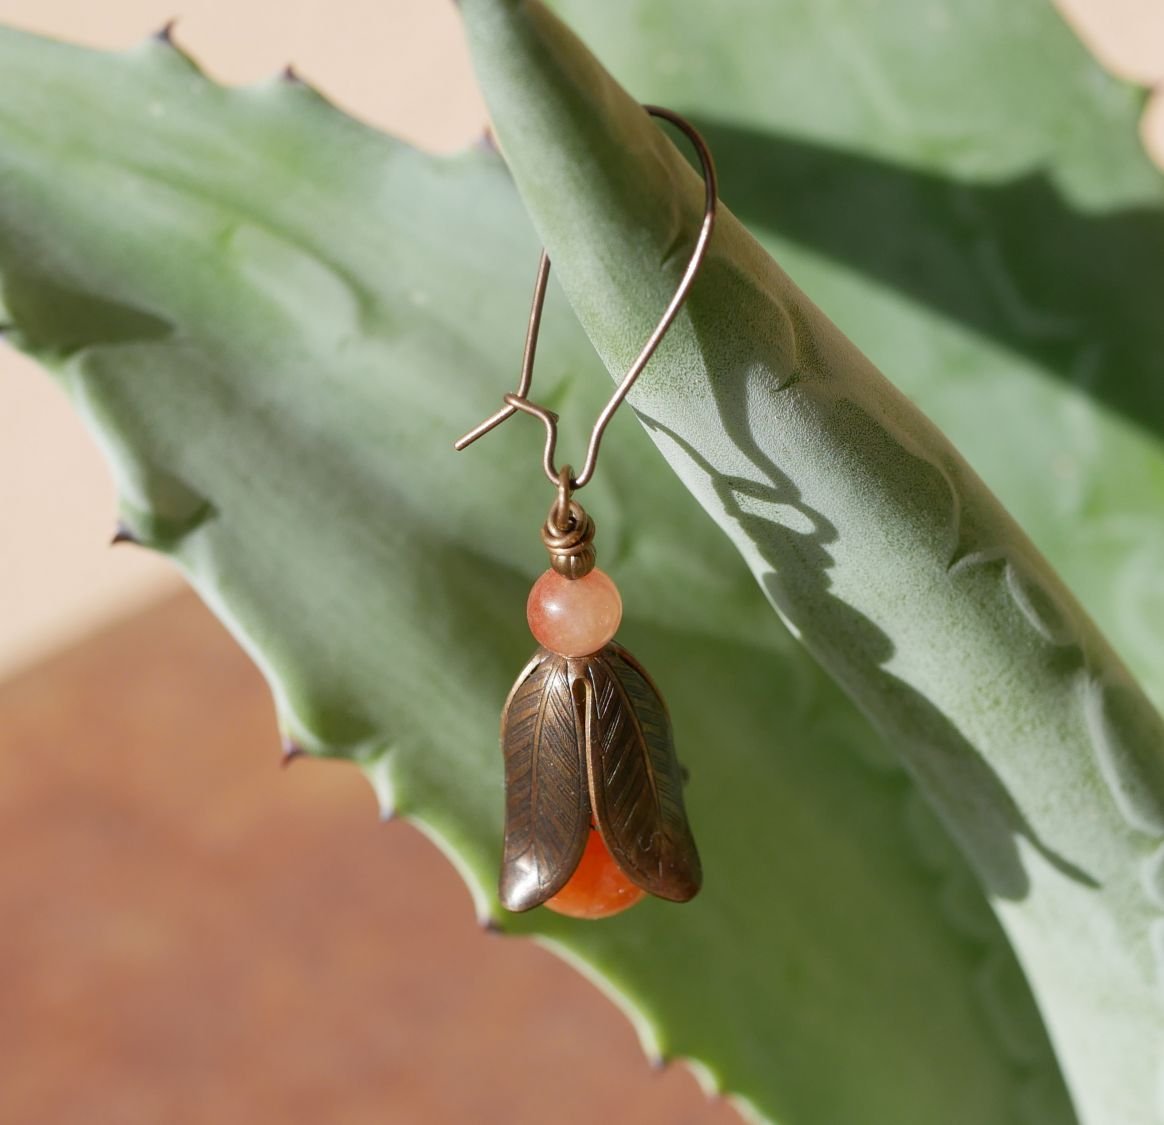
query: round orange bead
[
  {"left": 544, "top": 828, "right": 646, "bottom": 919},
  {"left": 526, "top": 568, "right": 622, "bottom": 657}
]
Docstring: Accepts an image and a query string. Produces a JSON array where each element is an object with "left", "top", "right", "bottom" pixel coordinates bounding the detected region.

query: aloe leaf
[
  {"left": 459, "top": 1, "right": 1164, "bottom": 1122},
  {"left": 546, "top": 0, "right": 1164, "bottom": 715},
  {"left": 0, "top": 24, "right": 1080, "bottom": 1125}
]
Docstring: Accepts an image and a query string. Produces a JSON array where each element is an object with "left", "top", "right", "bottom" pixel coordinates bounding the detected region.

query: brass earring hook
[{"left": 454, "top": 104, "right": 718, "bottom": 492}]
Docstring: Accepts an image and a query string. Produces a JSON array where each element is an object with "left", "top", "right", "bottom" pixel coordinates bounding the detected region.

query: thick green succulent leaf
[
  {"left": 459, "top": 2, "right": 1164, "bottom": 1123},
  {"left": 0, "top": 26, "right": 1078, "bottom": 1125},
  {"left": 546, "top": 0, "right": 1164, "bottom": 715}
]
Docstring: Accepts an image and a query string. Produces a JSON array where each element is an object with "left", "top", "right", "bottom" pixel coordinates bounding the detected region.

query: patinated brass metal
[
  {"left": 499, "top": 641, "right": 701, "bottom": 912},
  {"left": 542, "top": 502, "right": 595, "bottom": 579},
  {"left": 542, "top": 467, "right": 596, "bottom": 579}
]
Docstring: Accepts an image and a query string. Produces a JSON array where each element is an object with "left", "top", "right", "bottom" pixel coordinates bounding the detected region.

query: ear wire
[{"left": 454, "top": 104, "right": 718, "bottom": 492}]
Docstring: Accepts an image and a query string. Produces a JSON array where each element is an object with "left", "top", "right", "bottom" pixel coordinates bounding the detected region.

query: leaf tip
[
  {"left": 152, "top": 18, "right": 179, "bottom": 45},
  {"left": 361, "top": 753, "right": 396, "bottom": 823},
  {"left": 110, "top": 522, "right": 141, "bottom": 547},
  {"left": 280, "top": 63, "right": 304, "bottom": 86},
  {"left": 280, "top": 737, "right": 307, "bottom": 767}
]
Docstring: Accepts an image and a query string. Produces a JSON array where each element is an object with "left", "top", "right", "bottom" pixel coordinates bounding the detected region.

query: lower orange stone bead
[{"left": 544, "top": 827, "right": 646, "bottom": 919}]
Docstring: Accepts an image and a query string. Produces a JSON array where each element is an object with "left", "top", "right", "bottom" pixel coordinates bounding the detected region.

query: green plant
[{"left": 2, "top": 2, "right": 1162, "bottom": 1123}]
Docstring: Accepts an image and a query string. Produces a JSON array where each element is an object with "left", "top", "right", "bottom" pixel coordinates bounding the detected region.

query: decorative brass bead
[{"left": 542, "top": 498, "right": 596, "bottom": 580}]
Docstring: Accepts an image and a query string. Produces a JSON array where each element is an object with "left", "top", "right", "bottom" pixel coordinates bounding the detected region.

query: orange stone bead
[
  {"left": 544, "top": 828, "right": 646, "bottom": 919},
  {"left": 526, "top": 568, "right": 622, "bottom": 657}
]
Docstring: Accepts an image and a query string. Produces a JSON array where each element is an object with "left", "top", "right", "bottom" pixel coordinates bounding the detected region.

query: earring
[{"left": 455, "top": 106, "right": 717, "bottom": 919}]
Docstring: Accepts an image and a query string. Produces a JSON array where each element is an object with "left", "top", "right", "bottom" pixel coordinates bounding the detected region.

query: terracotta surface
[{"left": 0, "top": 592, "right": 738, "bottom": 1125}]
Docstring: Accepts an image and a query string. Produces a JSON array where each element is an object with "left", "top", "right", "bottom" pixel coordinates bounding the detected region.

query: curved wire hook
[{"left": 453, "top": 104, "right": 718, "bottom": 491}]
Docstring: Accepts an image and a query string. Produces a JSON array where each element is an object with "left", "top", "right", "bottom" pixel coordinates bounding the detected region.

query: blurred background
[{"left": 0, "top": 0, "right": 1160, "bottom": 1121}]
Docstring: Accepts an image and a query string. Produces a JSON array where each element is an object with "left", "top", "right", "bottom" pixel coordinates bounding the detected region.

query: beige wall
[{"left": 0, "top": 0, "right": 1160, "bottom": 682}]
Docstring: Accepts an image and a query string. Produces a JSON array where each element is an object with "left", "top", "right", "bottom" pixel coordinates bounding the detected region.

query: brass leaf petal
[
  {"left": 499, "top": 648, "right": 590, "bottom": 911},
  {"left": 582, "top": 643, "right": 702, "bottom": 902}
]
